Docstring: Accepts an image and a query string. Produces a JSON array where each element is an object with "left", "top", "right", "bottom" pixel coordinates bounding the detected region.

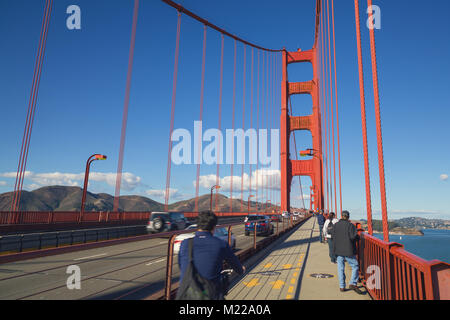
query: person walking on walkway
[
  {"left": 323, "top": 212, "right": 339, "bottom": 263},
  {"left": 178, "top": 210, "right": 245, "bottom": 299},
  {"left": 331, "top": 210, "right": 363, "bottom": 294},
  {"left": 317, "top": 211, "right": 325, "bottom": 243}
]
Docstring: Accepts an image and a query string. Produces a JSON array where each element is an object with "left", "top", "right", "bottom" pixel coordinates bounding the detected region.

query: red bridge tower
[{"left": 280, "top": 48, "right": 324, "bottom": 212}]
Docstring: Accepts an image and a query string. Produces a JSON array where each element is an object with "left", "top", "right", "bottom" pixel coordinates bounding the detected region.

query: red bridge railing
[{"left": 354, "top": 223, "right": 450, "bottom": 300}]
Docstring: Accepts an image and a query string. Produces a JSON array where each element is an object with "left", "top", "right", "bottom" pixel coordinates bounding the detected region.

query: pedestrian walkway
[{"left": 227, "top": 216, "right": 371, "bottom": 300}]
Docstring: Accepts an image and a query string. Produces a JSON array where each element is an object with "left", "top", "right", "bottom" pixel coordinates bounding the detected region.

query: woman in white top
[{"left": 323, "top": 212, "right": 339, "bottom": 263}]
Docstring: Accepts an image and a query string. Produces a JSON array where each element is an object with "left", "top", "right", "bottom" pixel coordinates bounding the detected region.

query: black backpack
[
  {"left": 326, "top": 220, "right": 335, "bottom": 235},
  {"left": 175, "top": 238, "right": 219, "bottom": 300}
]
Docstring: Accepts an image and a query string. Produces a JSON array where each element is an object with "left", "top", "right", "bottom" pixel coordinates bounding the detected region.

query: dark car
[
  {"left": 245, "top": 215, "right": 274, "bottom": 236},
  {"left": 147, "top": 212, "right": 188, "bottom": 233}
]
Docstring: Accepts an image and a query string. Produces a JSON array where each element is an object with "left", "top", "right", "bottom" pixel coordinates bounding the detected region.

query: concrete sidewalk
[{"left": 226, "top": 217, "right": 371, "bottom": 300}]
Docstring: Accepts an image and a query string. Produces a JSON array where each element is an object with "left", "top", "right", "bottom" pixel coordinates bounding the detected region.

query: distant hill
[
  {"left": 0, "top": 185, "right": 279, "bottom": 213},
  {"left": 359, "top": 218, "right": 450, "bottom": 231}
]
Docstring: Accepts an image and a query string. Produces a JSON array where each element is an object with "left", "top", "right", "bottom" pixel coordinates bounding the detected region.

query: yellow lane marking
[
  {"left": 243, "top": 278, "right": 261, "bottom": 288},
  {"left": 286, "top": 294, "right": 293, "bottom": 299},
  {"left": 282, "top": 264, "right": 292, "bottom": 269},
  {"left": 288, "top": 286, "right": 294, "bottom": 293},
  {"left": 293, "top": 272, "right": 298, "bottom": 277},
  {"left": 263, "top": 263, "right": 273, "bottom": 268},
  {"left": 290, "top": 278, "right": 296, "bottom": 284},
  {"left": 270, "top": 280, "right": 285, "bottom": 289}
]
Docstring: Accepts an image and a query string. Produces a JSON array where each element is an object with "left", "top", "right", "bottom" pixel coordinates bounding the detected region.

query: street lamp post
[
  {"left": 80, "top": 154, "right": 107, "bottom": 222},
  {"left": 247, "top": 195, "right": 254, "bottom": 214},
  {"left": 210, "top": 185, "right": 221, "bottom": 212}
]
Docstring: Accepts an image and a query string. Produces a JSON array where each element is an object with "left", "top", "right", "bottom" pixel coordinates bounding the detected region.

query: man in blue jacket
[{"left": 178, "top": 211, "right": 245, "bottom": 299}]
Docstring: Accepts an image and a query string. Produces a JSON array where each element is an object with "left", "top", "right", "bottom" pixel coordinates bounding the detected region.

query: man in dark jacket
[
  {"left": 317, "top": 211, "right": 326, "bottom": 243},
  {"left": 331, "top": 210, "right": 363, "bottom": 294},
  {"left": 178, "top": 211, "right": 245, "bottom": 299}
]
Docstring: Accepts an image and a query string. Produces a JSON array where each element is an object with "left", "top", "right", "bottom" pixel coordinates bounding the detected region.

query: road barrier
[{"left": 0, "top": 225, "right": 146, "bottom": 255}]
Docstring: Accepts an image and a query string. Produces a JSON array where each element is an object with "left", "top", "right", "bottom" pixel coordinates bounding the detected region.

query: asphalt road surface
[{"left": 0, "top": 222, "right": 280, "bottom": 300}]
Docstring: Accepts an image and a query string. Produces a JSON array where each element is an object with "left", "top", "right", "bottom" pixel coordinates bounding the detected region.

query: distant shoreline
[{"left": 371, "top": 228, "right": 424, "bottom": 236}]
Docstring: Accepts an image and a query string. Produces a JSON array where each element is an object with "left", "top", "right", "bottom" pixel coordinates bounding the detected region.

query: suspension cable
[
  {"left": 367, "top": 0, "right": 389, "bottom": 241},
  {"left": 330, "top": 0, "right": 343, "bottom": 216},
  {"left": 214, "top": 34, "right": 224, "bottom": 212},
  {"left": 161, "top": 0, "right": 282, "bottom": 53},
  {"left": 194, "top": 25, "right": 207, "bottom": 213},
  {"left": 164, "top": 11, "right": 182, "bottom": 211}
]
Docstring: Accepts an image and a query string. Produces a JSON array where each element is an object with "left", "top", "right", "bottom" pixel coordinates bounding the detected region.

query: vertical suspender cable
[
  {"left": 255, "top": 50, "right": 260, "bottom": 212},
  {"left": 320, "top": 0, "right": 330, "bottom": 213},
  {"left": 194, "top": 25, "right": 207, "bottom": 213},
  {"left": 367, "top": 0, "right": 389, "bottom": 241},
  {"left": 265, "top": 52, "right": 269, "bottom": 210},
  {"left": 12, "top": 0, "right": 53, "bottom": 220},
  {"left": 354, "top": 0, "right": 373, "bottom": 235},
  {"left": 326, "top": 0, "right": 338, "bottom": 215},
  {"left": 229, "top": 40, "right": 237, "bottom": 212},
  {"left": 114, "top": 0, "right": 140, "bottom": 213},
  {"left": 261, "top": 51, "right": 266, "bottom": 211},
  {"left": 215, "top": 34, "right": 224, "bottom": 212},
  {"left": 249, "top": 47, "right": 254, "bottom": 212},
  {"left": 240, "top": 46, "right": 246, "bottom": 213},
  {"left": 164, "top": 11, "right": 182, "bottom": 211},
  {"left": 331, "top": 0, "right": 343, "bottom": 216}
]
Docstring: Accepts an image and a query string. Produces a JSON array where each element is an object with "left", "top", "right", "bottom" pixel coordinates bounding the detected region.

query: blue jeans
[
  {"left": 336, "top": 255, "right": 359, "bottom": 289},
  {"left": 318, "top": 224, "right": 324, "bottom": 242}
]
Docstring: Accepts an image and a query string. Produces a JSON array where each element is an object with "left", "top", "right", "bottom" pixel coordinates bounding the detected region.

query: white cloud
[
  {"left": 0, "top": 181, "right": 6, "bottom": 186},
  {"left": 440, "top": 174, "right": 448, "bottom": 181},
  {"left": 0, "top": 171, "right": 142, "bottom": 191},
  {"left": 197, "top": 169, "right": 281, "bottom": 193}
]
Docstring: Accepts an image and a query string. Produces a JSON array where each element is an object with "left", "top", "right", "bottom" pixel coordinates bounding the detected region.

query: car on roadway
[
  {"left": 282, "top": 211, "right": 290, "bottom": 219},
  {"left": 147, "top": 212, "right": 188, "bottom": 234},
  {"left": 244, "top": 215, "right": 274, "bottom": 236},
  {"left": 173, "top": 224, "right": 236, "bottom": 254}
]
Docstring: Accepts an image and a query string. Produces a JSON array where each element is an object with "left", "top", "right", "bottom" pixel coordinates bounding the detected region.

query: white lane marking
[
  {"left": 146, "top": 258, "right": 166, "bottom": 266},
  {"left": 73, "top": 253, "right": 107, "bottom": 261},
  {"left": 159, "top": 241, "right": 167, "bottom": 244}
]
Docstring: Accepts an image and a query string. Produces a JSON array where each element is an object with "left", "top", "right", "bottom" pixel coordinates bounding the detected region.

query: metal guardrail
[
  {"left": 0, "top": 211, "right": 151, "bottom": 225},
  {"left": 354, "top": 223, "right": 450, "bottom": 300},
  {"left": 0, "top": 225, "right": 146, "bottom": 254}
]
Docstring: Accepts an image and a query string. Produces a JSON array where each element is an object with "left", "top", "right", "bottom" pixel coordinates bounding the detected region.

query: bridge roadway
[
  {"left": 0, "top": 223, "right": 268, "bottom": 300},
  {"left": 226, "top": 216, "right": 371, "bottom": 300}
]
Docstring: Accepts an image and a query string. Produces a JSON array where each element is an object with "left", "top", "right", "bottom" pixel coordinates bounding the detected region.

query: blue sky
[{"left": 0, "top": 0, "right": 449, "bottom": 220}]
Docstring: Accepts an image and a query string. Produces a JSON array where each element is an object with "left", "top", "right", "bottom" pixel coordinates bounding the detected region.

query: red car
[{"left": 270, "top": 215, "right": 281, "bottom": 222}]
